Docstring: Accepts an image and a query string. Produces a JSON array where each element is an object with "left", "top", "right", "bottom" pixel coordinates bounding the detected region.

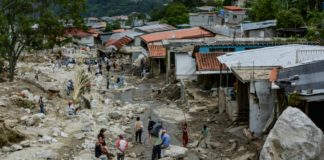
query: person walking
[
  {"left": 197, "top": 125, "right": 209, "bottom": 148},
  {"left": 67, "top": 101, "right": 75, "bottom": 116},
  {"left": 115, "top": 134, "right": 128, "bottom": 160},
  {"left": 66, "top": 80, "right": 73, "bottom": 96},
  {"left": 106, "top": 75, "right": 110, "bottom": 90},
  {"left": 134, "top": 117, "right": 143, "bottom": 144},
  {"left": 151, "top": 122, "right": 163, "bottom": 160},
  {"left": 39, "top": 96, "right": 45, "bottom": 114},
  {"left": 51, "top": 60, "right": 55, "bottom": 73},
  {"left": 182, "top": 122, "right": 189, "bottom": 147},
  {"left": 160, "top": 129, "right": 170, "bottom": 157}
]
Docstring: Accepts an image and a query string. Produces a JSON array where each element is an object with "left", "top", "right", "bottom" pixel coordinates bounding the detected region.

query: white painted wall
[
  {"left": 249, "top": 80, "right": 275, "bottom": 136},
  {"left": 175, "top": 54, "right": 197, "bottom": 80}
]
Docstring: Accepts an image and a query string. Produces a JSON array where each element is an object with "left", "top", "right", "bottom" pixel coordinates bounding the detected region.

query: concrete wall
[
  {"left": 190, "top": 13, "right": 220, "bottom": 27},
  {"left": 219, "top": 88, "right": 239, "bottom": 121},
  {"left": 73, "top": 36, "right": 95, "bottom": 47},
  {"left": 134, "top": 37, "right": 142, "bottom": 46},
  {"left": 249, "top": 80, "right": 275, "bottom": 136},
  {"left": 225, "top": 12, "right": 246, "bottom": 25},
  {"left": 246, "top": 28, "right": 275, "bottom": 38},
  {"left": 175, "top": 54, "right": 197, "bottom": 80}
]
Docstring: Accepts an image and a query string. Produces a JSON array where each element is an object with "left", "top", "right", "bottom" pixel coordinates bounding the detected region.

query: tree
[
  {"left": 173, "top": 0, "right": 205, "bottom": 9},
  {"left": 0, "top": 0, "right": 86, "bottom": 81},
  {"left": 276, "top": 8, "right": 304, "bottom": 29},
  {"left": 112, "top": 20, "right": 121, "bottom": 30},
  {"left": 249, "top": 0, "right": 282, "bottom": 21},
  {"left": 105, "top": 23, "right": 113, "bottom": 32},
  {"left": 162, "top": 3, "right": 189, "bottom": 26}
]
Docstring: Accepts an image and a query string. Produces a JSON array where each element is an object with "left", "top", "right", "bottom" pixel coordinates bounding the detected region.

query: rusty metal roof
[
  {"left": 195, "top": 52, "right": 226, "bottom": 71},
  {"left": 140, "top": 27, "right": 215, "bottom": 43},
  {"left": 105, "top": 36, "right": 133, "bottom": 49},
  {"left": 148, "top": 45, "right": 166, "bottom": 58},
  {"left": 224, "top": 6, "right": 244, "bottom": 11}
]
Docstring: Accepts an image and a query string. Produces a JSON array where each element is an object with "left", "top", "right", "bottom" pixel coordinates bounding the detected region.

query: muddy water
[{"left": 111, "top": 82, "right": 199, "bottom": 160}]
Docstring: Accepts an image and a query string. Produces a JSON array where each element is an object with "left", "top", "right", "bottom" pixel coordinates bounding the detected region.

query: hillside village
[{"left": 0, "top": 0, "right": 324, "bottom": 160}]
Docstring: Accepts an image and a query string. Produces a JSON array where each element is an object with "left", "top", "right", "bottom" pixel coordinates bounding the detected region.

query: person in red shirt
[
  {"left": 182, "top": 122, "right": 189, "bottom": 147},
  {"left": 115, "top": 134, "right": 128, "bottom": 160}
]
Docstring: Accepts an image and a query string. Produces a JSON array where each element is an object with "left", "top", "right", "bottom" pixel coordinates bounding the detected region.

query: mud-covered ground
[{"left": 0, "top": 50, "right": 261, "bottom": 160}]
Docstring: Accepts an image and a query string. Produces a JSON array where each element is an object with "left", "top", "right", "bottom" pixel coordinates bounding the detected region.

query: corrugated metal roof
[
  {"left": 106, "top": 30, "right": 142, "bottom": 44},
  {"left": 241, "top": 20, "right": 277, "bottom": 31},
  {"left": 148, "top": 45, "right": 166, "bottom": 58},
  {"left": 105, "top": 36, "right": 133, "bottom": 49},
  {"left": 135, "top": 24, "right": 176, "bottom": 33},
  {"left": 140, "top": 27, "right": 215, "bottom": 43},
  {"left": 202, "top": 25, "right": 241, "bottom": 37},
  {"left": 277, "top": 60, "right": 324, "bottom": 95},
  {"left": 64, "top": 28, "right": 92, "bottom": 38},
  {"left": 218, "top": 45, "right": 324, "bottom": 68},
  {"left": 195, "top": 52, "right": 226, "bottom": 71}
]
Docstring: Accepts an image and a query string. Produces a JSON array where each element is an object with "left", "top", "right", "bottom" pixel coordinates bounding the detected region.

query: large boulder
[
  {"left": 108, "top": 111, "right": 123, "bottom": 120},
  {"left": 164, "top": 145, "right": 188, "bottom": 158},
  {"left": 260, "top": 107, "right": 324, "bottom": 160}
]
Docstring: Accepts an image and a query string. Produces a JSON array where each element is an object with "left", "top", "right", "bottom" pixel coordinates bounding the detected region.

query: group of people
[
  {"left": 50, "top": 57, "right": 76, "bottom": 73},
  {"left": 133, "top": 116, "right": 171, "bottom": 160},
  {"left": 91, "top": 116, "right": 210, "bottom": 160},
  {"left": 95, "top": 128, "right": 129, "bottom": 160}
]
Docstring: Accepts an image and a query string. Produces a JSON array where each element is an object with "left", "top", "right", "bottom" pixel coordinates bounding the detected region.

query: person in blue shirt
[{"left": 160, "top": 129, "right": 170, "bottom": 157}]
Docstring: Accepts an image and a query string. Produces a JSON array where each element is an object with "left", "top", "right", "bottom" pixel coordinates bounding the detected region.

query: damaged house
[
  {"left": 139, "top": 27, "right": 215, "bottom": 76},
  {"left": 217, "top": 44, "right": 324, "bottom": 136},
  {"left": 275, "top": 50, "right": 324, "bottom": 131}
]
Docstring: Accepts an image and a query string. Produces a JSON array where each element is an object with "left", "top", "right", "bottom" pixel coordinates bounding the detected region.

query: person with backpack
[
  {"left": 151, "top": 121, "right": 163, "bottom": 160},
  {"left": 115, "top": 134, "right": 128, "bottom": 160},
  {"left": 134, "top": 117, "right": 143, "bottom": 144},
  {"left": 160, "top": 129, "right": 170, "bottom": 157},
  {"left": 147, "top": 116, "right": 156, "bottom": 138}
]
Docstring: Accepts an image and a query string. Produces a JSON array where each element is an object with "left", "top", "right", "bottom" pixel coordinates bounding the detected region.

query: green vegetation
[
  {"left": 248, "top": 0, "right": 324, "bottom": 40},
  {"left": 105, "top": 20, "right": 121, "bottom": 32},
  {"left": 86, "top": 0, "right": 168, "bottom": 17},
  {"left": 163, "top": 3, "right": 189, "bottom": 26},
  {"left": 126, "top": 13, "right": 147, "bottom": 26},
  {"left": 151, "top": 2, "right": 189, "bottom": 26},
  {"left": 0, "top": 0, "right": 85, "bottom": 81},
  {"left": 276, "top": 8, "right": 304, "bottom": 29}
]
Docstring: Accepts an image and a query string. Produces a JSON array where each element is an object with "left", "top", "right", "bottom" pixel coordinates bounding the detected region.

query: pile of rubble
[{"left": 154, "top": 83, "right": 181, "bottom": 101}]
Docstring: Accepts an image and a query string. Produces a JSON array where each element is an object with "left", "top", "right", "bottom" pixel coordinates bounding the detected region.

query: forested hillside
[{"left": 85, "top": 0, "right": 168, "bottom": 17}]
